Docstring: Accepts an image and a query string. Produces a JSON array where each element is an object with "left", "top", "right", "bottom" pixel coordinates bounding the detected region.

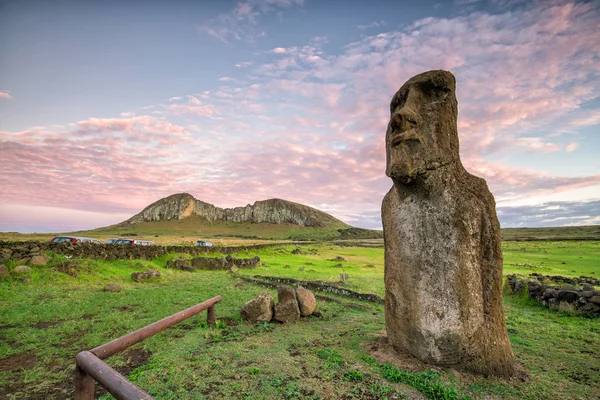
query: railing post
[
  {"left": 75, "top": 365, "right": 95, "bottom": 400},
  {"left": 207, "top": 305, "right": 215, "bottom": 326}
]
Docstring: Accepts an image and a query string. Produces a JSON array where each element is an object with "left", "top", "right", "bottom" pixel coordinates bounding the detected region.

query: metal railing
[{"left": 75, "top": 296, "right": 222, "bottom": 400}]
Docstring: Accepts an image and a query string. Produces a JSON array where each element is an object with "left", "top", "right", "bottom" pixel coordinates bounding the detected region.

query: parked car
[
  {"left": 195, "top": 240, "right": 214, "bottom": 247},
  {"left": 113, "top": 239, "right": 155, "bottom": 246},
  {"left": 104, "top": 238, "right": 121, "bottom": 244},
  {"left": 50, "top": 236, "right": 102, "bottom": 244}
]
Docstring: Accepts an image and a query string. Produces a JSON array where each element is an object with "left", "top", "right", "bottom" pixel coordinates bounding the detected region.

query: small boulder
[
  {"left": 13, "top": 265, "right": 32, "bottom": 275},
  {"left": 296, "top": 286, "right": 316, "bottom": 316},
  {"left": 230, "top": 266, "right": 240, "bottom": 274},
  {"left": 241, "top": 292, "right": 274, "bottom": 322},
  {"left": 590, "top": 296, "right": 600, "bottom": 305},
  {"left": 582, "top": 283, "right": 594, "bottom": 291},
  {"left": 558, "top": 290, "right": 578, "bottom": 303},
  {"left": 0, "top": 264, "right": 9, "bottom": 278},
  {"left": 104, "top": 284, "right": 122, "bottom": 293},
  {"left": 274, "top": 285, "right": 301, "bottom": 323},
  {"left": 131, "top": 269, "right": 161, "bottom": 282},
  {"left": 30, "top": 254, "right": 50, "bottom": 266}
]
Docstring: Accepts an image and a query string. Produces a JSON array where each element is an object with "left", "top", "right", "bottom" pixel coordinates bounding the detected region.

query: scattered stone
[
  {"left": 0, "top": 264, "right": 9, "bottom": 278},
  {"left": 131, "top": 269, "right": 161, "bottom": 282},
  {"left": 311, "top": 310, "right": 323, "bottom": 318},
  {"left": 331, "top": 256, "right": 346, "bottom": 262},
  {"left": 29, "top": 255, "right": 50, "bottom": 267},
  {"left": 12, "top": 265, "right": 32, "bottom": 275},
  {"left": 274, "top": 285, "right": 301, "bottom": 323},
  {"left": 365, "top": 264, "right": 375, "bottom": 268},
  {"left": 240, "top": 292, "right": 274, "bottom": 322},
  {"left": 296, "top": 287, "right": 316, "bottom": 316},
  {"left": 340, "top": 273, "right": 349, "bottom": 282},
  {"left": 582, "top": 283, "right": 594, "bottom": 291},
  {"left": 382, "top": 70, "right": 515, "bottom": 377},
  {"left": 230, "top": 266, "right": 240, "bottom": 273},
  {"left": 298, "top": 267, "right": 305, "bottom": 271},
  {"left": 104, "top": 284, "right": 122, "bottom": 293},
  {"left": 591, "top": 296, "right": 600, "bottom": 305},
  {"left": 506, "top": 275, "right": 600, "bottom": 317}
]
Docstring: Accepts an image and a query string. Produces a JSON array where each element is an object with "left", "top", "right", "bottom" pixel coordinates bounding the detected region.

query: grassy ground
[
  {"left": 1, "top": 242, "right": 599, "bottom": 399},
  {"left": 503, "top": 240, "right": 600, "bottom": 277}
]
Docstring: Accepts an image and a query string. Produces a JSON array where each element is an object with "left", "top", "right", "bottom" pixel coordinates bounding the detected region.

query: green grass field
[{"left": 1, "top": 241, "right": 599, "bottom": 399}]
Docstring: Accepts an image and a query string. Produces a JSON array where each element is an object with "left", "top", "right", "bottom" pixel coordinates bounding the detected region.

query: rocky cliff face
[{"left": 125, "top": 193, "right": 347, "bottom": 228}]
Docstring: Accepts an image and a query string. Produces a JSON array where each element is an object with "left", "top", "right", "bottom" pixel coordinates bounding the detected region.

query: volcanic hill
[{"left": 93, "top": 193, "right": 381, "bottom": 240}]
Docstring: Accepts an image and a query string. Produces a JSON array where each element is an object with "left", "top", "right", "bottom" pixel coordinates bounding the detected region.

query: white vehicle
[{"left": 195, "top": 240, "right": 214, "bottom": 247}]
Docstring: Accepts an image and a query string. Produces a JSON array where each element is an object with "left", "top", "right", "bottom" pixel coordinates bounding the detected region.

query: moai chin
[{"left": 382, "top": 70, "right": 516, "bottom": 377}]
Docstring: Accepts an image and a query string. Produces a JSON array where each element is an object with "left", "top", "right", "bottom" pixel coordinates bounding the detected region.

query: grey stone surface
[
  {"left": 274, "top": 285, "right": 301, "bottom": 323},
  {"left": 382, "top": 70, "right": 515, "bottom": 377},
  {"left": 0, "top": 264, "right": 9, "bottom": 278},
  {"left": 240, "top": 292, "right": 274, "bottom": 322}
]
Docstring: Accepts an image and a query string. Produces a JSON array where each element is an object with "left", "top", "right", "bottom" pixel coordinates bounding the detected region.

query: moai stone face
[
  {"left": 385, "top": 71, "right": 459, "bottom": 184},
  {"left": 382, "top": 70, "right": 516, "bottom": 377}
]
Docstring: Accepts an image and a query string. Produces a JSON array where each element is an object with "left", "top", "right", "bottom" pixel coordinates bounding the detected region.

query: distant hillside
[
  {"left": 90, "top": 193, "right": 382, "bottom": 240},
  {"left": 501, "top": 225, "right": 600, "bottom": 241}
]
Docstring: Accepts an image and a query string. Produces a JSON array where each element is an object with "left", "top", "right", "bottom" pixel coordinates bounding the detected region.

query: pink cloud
[{"left": 0, "top": 90, "right": 12, "bottom": 99}]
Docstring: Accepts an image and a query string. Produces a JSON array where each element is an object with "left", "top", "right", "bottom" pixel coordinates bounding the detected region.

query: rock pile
[
  {"left": 1, "top": 242, "right": 49, "bottom": 266},
  {"left": 131, "top": 269, "right": 161, "bottom": 282},
  {"left": 240, "top": 285, "right": 317, "bottom": 323},
  {"left": 528, "top": 272, "right": 600, "bottom": 287},
  {"left": 506, "top": 274, "right": 600, "bottom": 316},
  {"left": 166, "top": 255, "right": 261, "bottom": 271}
]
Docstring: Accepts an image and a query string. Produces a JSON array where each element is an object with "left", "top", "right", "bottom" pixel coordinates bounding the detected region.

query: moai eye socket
[{"left": 417, "top": 80, "right": 451, "bottom": 101}]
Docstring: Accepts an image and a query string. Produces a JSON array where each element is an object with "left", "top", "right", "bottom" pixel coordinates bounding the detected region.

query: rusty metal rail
[{"left": 75, "top": 295, "right": 222, "bottom": 399}]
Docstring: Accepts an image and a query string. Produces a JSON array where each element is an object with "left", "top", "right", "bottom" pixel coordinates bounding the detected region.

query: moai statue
[{"left": 382, "top": 70, "right": 516, "bottom": 377}]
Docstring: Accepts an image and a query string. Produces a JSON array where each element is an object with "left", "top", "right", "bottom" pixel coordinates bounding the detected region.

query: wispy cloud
[
  {"left": 497, "top": 200, "right": 600, "bottom": 227},
  {"left": 0, "top": 90, "right": 12, "bottom": 100},
  {"left": 199, "top": 0, "right": 305, "bottom": 43},
  {"left": 356, "top": 20, "right": 386, "bottom": 30}
]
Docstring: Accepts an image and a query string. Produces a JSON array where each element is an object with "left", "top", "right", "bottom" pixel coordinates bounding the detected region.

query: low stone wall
[
  {"left": 528, "top": 272, "right": 600, "bottom": 287},
  {"left": 0, "top": 240, "right": 297, "bottom": 262},
  {"left": 506, "top": 274, "right": 600, "bottom": 317},
  {"left": 247, "top": 275, "right": 383, "bottom": 303},
  {"left": 167, "top": 255, "right": 261, "bottom": 271}
]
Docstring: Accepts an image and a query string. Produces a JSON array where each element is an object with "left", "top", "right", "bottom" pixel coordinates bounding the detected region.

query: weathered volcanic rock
[
  {"left": 131, "top": 269, "right": 161, "bottom": 282},
  {"left": 240, "top": 292, "right": 274, "bottom": 322},
  {"left": 274, "top": 285, "right": 300, "bottom": 323},
  {"left": 104, "top": 283, "right": 122, "bottom": 293},
  {"left": 30, "top": 255, "right": 50, "bottom": 266},
  {"left": 0, "top": 264, "right": 9, "bottom": 278},
  {"left": 296, "top": 286, "right": 316, "bottom": 316},
  {"left": 12, "top": 265, "right": 32, "bottom": 275},
  {"left": 382, "top": 70, "right": 515, "bottom": 377}
]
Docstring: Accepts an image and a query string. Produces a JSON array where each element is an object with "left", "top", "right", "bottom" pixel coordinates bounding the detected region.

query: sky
[{"left": 0, "top": 0, "right": 599, "bottom": 233}]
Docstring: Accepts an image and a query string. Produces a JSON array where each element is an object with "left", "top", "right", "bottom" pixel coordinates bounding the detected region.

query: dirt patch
[
  {"left": 217, "top": 317, "right": 239, "bottom": 327},
  {"left": 81, "top": 313, "right": 96, "bottom": 320},
  {"left": 31, "top": 321, "right": 60, "bottom": 329},
  {"left": 53, "top": 261, "right": 89, "bottom": 277},
  {"left": 95, "top": 347, "right": 152, "bottom": 398},
  {"left": 0, "top": 351, "right": 37, "bottom": 372},
  {"left": 363, "top": 331, "right": 529, "bottom": 384},
  {"left": 117, "top": 305, "right": 135, "bottom": 312}
]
